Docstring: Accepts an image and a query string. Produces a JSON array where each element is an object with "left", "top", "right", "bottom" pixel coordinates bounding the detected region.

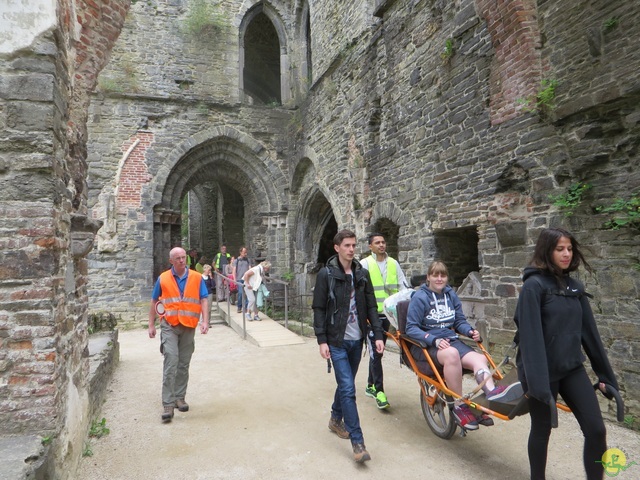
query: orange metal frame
[{"left": 386, "top": 330, "right": 571, "bottom": 422}]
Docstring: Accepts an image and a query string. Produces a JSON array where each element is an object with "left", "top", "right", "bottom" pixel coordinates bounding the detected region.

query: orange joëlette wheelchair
[{"left": 386, "top": 299, "right": 624, "bottom": 440}]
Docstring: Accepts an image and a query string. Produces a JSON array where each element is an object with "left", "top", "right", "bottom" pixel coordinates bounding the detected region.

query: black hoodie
[
  {"left": 312, "top": 254, "right": 382, "bottom": 347},
  {"left": 513, "top": 266, "right": 618, "bottom": 404}
]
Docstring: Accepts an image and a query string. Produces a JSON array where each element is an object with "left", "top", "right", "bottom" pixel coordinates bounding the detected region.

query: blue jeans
[
  {"left": 329, "top": 340, "right": 364, "bottom": 445},
  {"left": 236, "top": 280, "right": 246, "bottom": 310}
]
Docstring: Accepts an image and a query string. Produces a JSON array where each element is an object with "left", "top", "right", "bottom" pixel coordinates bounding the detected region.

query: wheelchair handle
[
  {"left": 548, "top": 398, "right": 558, "bottom": 428},
  {"left": 597, "top": 383, "right": 625, "bottom": 422}
]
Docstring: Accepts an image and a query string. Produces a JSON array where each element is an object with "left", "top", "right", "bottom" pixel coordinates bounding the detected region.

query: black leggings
[{"left": 527, "top": 366, "right": 606, "bottom": 480}]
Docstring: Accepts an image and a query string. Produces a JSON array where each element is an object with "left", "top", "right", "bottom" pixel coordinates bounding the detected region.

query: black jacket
[
  {"left": 312, "top": 254, "right": 383, "bottom": 347},
  {"left": 514, "top": 267, "right": 618, "bottom": 404}
]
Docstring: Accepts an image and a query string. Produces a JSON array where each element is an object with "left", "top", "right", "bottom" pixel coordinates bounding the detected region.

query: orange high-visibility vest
[{"left": 159, "top": 270, "right": 203, "bottom": 328}]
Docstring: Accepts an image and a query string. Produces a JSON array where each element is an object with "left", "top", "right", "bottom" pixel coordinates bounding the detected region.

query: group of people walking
[
  {"left": 148, "top": 226, "right": 619, "bottom": 479},
  {"left": 312, "top": 227, "right": 619, "bottom": 479}
]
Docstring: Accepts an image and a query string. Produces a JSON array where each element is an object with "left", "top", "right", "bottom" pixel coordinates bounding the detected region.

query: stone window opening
[
  {"left": 240, "top": 5, "right": 289, "bottom": 106},
  {"left": 433, "top": 226, "right": 480, "bottom": 289}
]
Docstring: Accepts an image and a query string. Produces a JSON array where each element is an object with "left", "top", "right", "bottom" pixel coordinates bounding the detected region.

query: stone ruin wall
[
  {"left": 84, "top": 0, "right": 639, "bottom": 419},
  {"left": 295, "top": 0, "right": 640, "bottom": 415},
  {"left": 1, "top": 1, "right": 639, "bottom": 478},
  {"left": 1, "top": 0, "right": 130, "bottom": 477}
]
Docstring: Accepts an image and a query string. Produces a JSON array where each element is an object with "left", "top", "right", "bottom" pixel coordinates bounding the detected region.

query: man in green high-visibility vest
[{"left": 361, "top": 233, "right": 408, "bottom": 409}]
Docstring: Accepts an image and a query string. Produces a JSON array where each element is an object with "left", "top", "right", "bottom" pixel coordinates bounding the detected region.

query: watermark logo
[{"left": 596, "top": 448, "right": 637, "bottom": 477}]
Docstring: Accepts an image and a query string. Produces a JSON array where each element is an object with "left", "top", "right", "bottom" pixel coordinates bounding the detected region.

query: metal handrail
[
  {"left": 212, "top": 271, "right": 290, "bottom": 336},
  {"left": 213, "top": 270, "right": 244, "bottom": 339}
]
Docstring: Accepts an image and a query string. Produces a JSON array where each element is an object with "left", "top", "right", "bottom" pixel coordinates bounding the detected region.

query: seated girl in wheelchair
[{"left": 406, "top": 261, "right": 520, "bottom": 430}]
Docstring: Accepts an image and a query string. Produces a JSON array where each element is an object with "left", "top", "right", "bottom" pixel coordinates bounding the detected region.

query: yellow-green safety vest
[{"left": 365, "top": 256, "right": 399, "bottom": 313}]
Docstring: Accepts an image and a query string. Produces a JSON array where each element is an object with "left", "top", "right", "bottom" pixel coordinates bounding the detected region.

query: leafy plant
[
  {"left": 82, "top": 443, "right": 93, "bottom": 457},
  {"left": 89, "top": 418, "right": 110, "bottom": 438},
  {"left": 623, "top": 414, "right": 635, "bottom": 429},
  {"left": 41, "top": 435, "right": 53, "bottom": 446},
  {"left": 517, "top": 79, "right": 559, "bottom": 113},
  {"left": 549, "top": 182, "right": 592, "bottom": 216},
  {"left": 182, "top": 0, "right": 226, "bottom": 36},
  {"left": 440, "top": 38, "right": 454, "bottom": 62},
  {"left": 596, "top": 195, "right": 640, "bottom": 230},
  {"left": 282, "top": 271, "right": 295, "bottom": 282},
  {"left": 603, "top": 17, "right": 619, "bottom": 33}
]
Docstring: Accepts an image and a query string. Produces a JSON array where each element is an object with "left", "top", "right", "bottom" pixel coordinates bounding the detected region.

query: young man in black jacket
[{"left": 313, "top": 229, "right": 384, "bottom": 463}]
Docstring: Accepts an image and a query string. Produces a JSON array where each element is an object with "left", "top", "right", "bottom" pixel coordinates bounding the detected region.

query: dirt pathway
[{"left": 76, "top": 325, "right": 640, "bottom": 480}]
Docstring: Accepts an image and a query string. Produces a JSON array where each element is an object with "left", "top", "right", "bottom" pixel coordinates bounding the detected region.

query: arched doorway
[{"left": 152, "top": 134, "right": 280, "bottom": 280}]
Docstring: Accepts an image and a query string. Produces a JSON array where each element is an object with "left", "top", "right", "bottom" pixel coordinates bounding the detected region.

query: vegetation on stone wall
[
  {"left": 518, "top": 79, "right": 558, "bottom": 114},
  {"left": 549, "top": 182, "right": 591, "bottom": 216},
  {"left": 181, "top": 0, "right": 226, "bottom": 36},
  {"left": 88, "top": 312, "right": 118, "bottom": 334},
  {"left": 440, "top": 38, "right": 455, "bottom": 63},
  {"left": 596, "top": 195, "right": 640, "bottom": 230},
  {"left": 96, "top": 54, "right": 140, "bottom": 94},
  {"left": 551, "top": 183, "right": 640, "bottom": 232},
  {"left": 603, "top": 17, "right": 619, "bottom": 33}
]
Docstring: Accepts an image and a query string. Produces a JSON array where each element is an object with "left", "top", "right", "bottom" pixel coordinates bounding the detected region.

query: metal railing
[{"left": 213, "top": 271, "right": 292, "bottom": 339}]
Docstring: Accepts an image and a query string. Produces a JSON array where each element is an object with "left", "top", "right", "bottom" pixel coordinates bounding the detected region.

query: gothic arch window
[{"left": 240, "top": 4, "right": 290, "bottom": 105}]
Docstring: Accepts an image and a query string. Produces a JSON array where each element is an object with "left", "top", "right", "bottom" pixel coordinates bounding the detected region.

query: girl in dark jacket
[{"left": 514, "top": 227, "right": 619, "bottom": 480}]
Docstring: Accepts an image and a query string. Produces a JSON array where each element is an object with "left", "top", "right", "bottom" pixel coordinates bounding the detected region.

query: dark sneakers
[
  {"left": 352, "top": 443, "right": 371, "bottom": 463},
  {"left": 486, "top": 382, "right": 523, "bottom": 403},
  {"left": 175, "top": 399, "right": 189, "bottom": 412},
  {"left": 328, "top": 417, "right": 350, "bottom": 439},
  {"left": 161, "top": 406, "right": 174, "bottom": 423},
  {"left": 453, "top": 404, "right": 479, "bottom": 430}
]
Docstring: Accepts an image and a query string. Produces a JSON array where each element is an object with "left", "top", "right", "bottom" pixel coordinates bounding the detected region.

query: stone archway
[
  {"left": 152, "top": 131, "right": 283, "bottom": 279},
  {"left": 88, "top": 126, "right": 287, "bottom": 323}
]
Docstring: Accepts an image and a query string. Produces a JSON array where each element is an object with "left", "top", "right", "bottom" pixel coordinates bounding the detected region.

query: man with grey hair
[{"left": 149, "top": 247, "right": 209, "bottom": 423}]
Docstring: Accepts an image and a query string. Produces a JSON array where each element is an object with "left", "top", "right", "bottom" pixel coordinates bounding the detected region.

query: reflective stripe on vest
[
  {"left": 365, "top": 256, "right": 399, "bottom": 313},
  {"left": 159, "top": 270, "right": 203, "bottom": 328}
]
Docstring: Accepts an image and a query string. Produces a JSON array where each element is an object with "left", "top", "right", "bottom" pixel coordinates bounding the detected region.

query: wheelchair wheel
[{"left": 419, "top": 379, "right": 457, "bottom": 439}]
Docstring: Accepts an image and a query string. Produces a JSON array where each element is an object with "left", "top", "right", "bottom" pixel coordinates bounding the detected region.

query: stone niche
[{"left": 456, "top": 271, "right": 495, "bottom": 343}]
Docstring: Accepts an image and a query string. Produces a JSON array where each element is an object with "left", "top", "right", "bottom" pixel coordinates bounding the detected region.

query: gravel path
[{"left": 76, "top": 325, "right": 640, "bottom": 480}]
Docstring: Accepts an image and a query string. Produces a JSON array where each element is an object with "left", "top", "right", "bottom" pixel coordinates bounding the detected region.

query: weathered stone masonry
[
  {"left": 1, "top": 0, "right": 130, "bottom": 477},
  {"left": 0, "top": 0, "right": 639, "bottom": 478},
  {"left": 82, "top": 0, "right": 639, "bottom": 424}
]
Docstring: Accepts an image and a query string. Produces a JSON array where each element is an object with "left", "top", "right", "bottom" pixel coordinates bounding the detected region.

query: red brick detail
[
  {"left": 476, "top": 0, "right": 543, "bottom": 125},
  {"left": 117, "top": 132, "right": 154, "bottom": 210}
]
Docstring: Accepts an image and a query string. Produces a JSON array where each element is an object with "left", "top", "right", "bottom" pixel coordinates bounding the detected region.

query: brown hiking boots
[
  {"left": 161, "top": 406, "right": 174, "bottom": 423},
  {"left": 352, "top": 443, "right": 371, "bottom": 463},
  {"left": 175, "top": 399, "right": 189, "bottom": 412},
  {"left": 328, "top": 416, "right": 350, "bottom": 439}
]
